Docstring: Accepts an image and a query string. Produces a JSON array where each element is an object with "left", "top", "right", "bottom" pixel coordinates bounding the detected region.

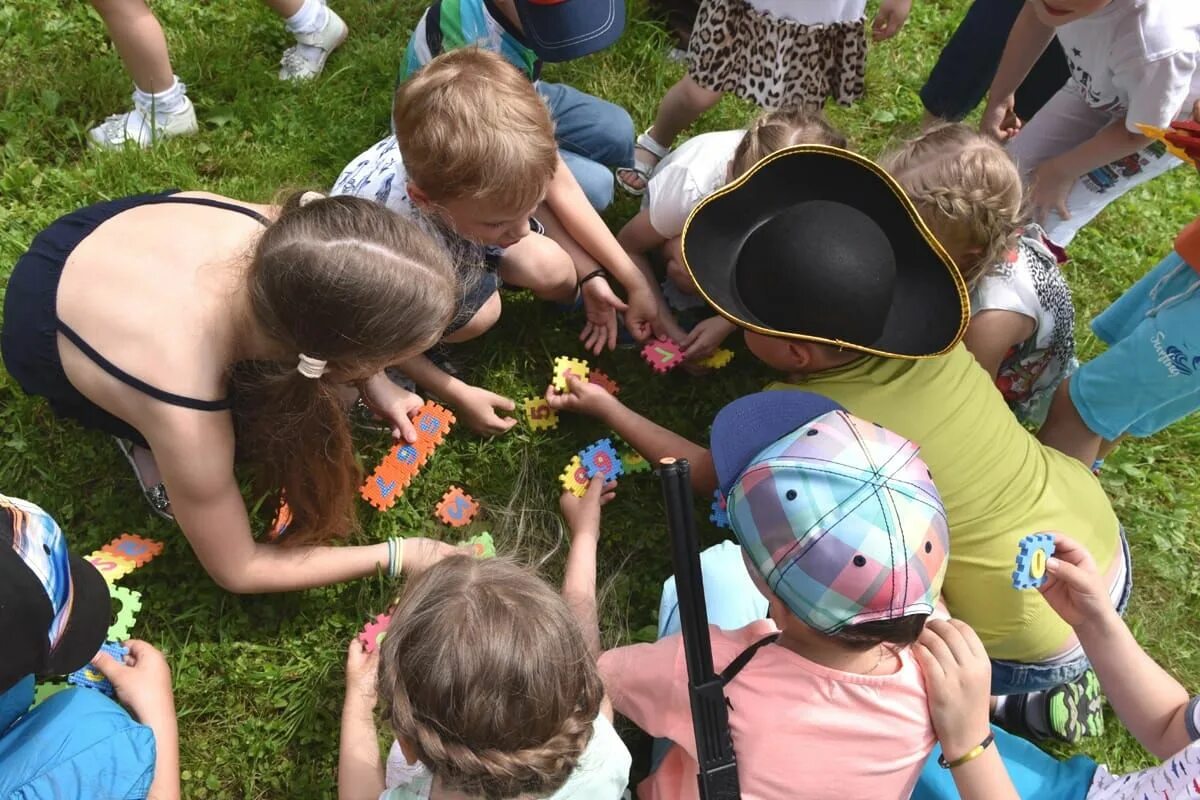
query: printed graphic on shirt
[{"left": 1081, "top": 140, "right": 1171, "bottom": 194}]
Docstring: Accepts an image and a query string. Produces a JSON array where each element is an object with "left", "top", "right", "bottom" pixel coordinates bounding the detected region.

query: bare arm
[
  {"left": 559, "top": 477, "right": 618, "bottom": 720},
  {"left": 1041, "top": 535, "right": 1193, "bottom": 759},
  {"left": 963, "top": 309, "right": 1036, "bottom": 380},
  {"left": 152, "top": 420, "right": 449, "bottom": 593},
  {"left": 617, "top": 211, "right": 690, "bottom": 342},
  {"left": 395, "top": 354, "right": 517, "bottom": 436},
  {"left": 1045, "top": 120, "right": 1150, "bottom": 178},
  {"left": 544, "top": 374, "right": 716, "bottom": 493},
  {"left": 339, "top": 642, "right": 386, "bottom": 800},
  {"left": 988, "top": 3, "right": 1055, "bottom": 103},
  {"left": 945, "top": 748, "right": 1021, "bottom": 800},
  {"left": 545, "top": 156, "right": 658, "bottom": 331},
  {"left": 982, "top": 4, "right": 1056, "bottom": 139}
]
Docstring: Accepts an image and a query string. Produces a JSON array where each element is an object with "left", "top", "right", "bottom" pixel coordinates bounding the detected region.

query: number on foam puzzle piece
[{"left": 579, "top": 439, "right": 624, "bottom": 480}]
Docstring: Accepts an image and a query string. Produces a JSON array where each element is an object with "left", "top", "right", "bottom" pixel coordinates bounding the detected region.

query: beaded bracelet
[{"left": 937, "top": 732, "right": 995, "bottom": 769}]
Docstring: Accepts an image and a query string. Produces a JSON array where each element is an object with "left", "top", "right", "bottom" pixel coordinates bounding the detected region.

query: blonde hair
[
  {"left": 393, "top": 48, "right": 558, "bottom": 214},
  {"left": 730, "top": 108, "right": 848, "bottom": 177},
  {"left": 379, "top": 556, "right": 604, "bottom": 799},
  {"left": 880, "top": 123, "right": 1025, "bottom": 287}
]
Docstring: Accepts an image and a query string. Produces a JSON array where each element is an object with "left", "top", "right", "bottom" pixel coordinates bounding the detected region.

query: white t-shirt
[
  {"left": 331, "top": 135, "right": 418, "bottom": 217},
  {"left": 970, "top": 231, "right": 1075, "bottom": 425},
  {"left": 744, "top": 0, "right": 865, "bottom": 25},
  {"left": 647, "top": 130, "right": 745, "bottom": 239},
  {"left": 1057, "top": 0, "right": 1200, "bottom": 130},
  {"left": 378, "top": 714, "right": 631, "bottom": 800}
]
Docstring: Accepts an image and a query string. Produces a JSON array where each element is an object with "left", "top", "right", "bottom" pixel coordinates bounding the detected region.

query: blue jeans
[
  {"left": 989, "top": 528, "right": 1133, "bottom": 695},
  {"left": 919, "top": 0, "right": 1068, "bottom": 122},
  {"left": 536, "top": 81, "right": 634, "bottom": 212}
]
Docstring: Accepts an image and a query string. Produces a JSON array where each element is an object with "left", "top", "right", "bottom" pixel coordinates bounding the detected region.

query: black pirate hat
[{"left": 682, "top": 145, "right": 968, "bottom": 359}]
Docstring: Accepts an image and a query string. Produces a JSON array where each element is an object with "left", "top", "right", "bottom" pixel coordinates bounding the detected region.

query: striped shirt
[{"left": 400, "top": 0, "right": 539, "bottom": 84}]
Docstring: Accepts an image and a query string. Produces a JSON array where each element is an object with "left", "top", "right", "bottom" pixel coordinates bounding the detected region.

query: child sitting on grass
[
  {"left": 0, "top": 494, "right": 179, "bottom": 799},
  {"left": 617, "top": 108, "right": 846, "bottom": 365},
  {"left": 913, "top": 534, "right": 1200, "bottom": 799},
  {"left": 547, "top": 145, "right": 1124, "bottom": 730},
  {"left": 883, "top": 123, "right": 1075, "bottom": 425},
  {"left": 568, "top": 394, "right": 950, "bottom": 799},
  {"left": 337, "top": 553, "right": 631, "bottom": 799},
  {"left": 332, "top": 48, "right": 658, "bottom": 435},
  {"left": 399, "top": 0, "right": 632, "bottom": 212}
]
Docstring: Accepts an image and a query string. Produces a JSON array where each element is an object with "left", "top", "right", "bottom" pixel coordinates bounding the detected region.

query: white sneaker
[
  {"left": 88, "top": 96, "right": 198, "bottom": 149},
  {"left": 279, "top": 8, "right": 348, "bottom": 80}
]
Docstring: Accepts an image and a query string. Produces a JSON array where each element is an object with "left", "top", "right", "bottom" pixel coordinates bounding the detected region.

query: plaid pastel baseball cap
[
  {"left": 711, "top": 392, "right": 949, "bottom": 634},
  {"left": 0, "top": 494, "right": 112, "bottom": 691}
]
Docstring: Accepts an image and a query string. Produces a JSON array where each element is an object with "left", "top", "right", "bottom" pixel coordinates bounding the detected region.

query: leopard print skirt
[{"left": 687, "top": 0, "right": 868, "bottom": 110}]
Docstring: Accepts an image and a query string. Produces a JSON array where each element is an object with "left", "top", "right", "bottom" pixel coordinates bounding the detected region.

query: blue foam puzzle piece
[
  {"left": 579, "top": 439, "right": 624, "bottom": 480},
  {"left": 710, "top": 490, "right": 730, "bottom": 529},
  {"left": 66, "top": 642, "right": 129, "bottom": 697},
  {"left": 1012, "top": 533, "right": 1056, "bottom": 590}
]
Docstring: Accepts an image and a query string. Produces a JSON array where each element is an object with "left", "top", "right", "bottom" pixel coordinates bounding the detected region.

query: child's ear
[
  {"left": 786, "top": 342, "right": 818, "bottom": 371},
  {"left": 406, "top": 182, "right": 431, "bottom": 208}
]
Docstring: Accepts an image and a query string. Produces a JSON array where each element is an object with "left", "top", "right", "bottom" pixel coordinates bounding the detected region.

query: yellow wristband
[{"left": 937, "top": 732, "right": 995, "bottom": 769}]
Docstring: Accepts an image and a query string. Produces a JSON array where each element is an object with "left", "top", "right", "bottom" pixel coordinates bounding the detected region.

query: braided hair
[
  {"left": 730, "top": 107, "right": 848, "bottom": 178},
  {"left": 880, "top": 123, "right": 1026, "bottom": 288},
  {"left": 378, "top": 556, "right": 604, "bottom": 799}
]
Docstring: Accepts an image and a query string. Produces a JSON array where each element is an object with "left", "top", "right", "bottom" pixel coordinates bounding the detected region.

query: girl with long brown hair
[{"left": 2, "top": 190, "right": 459, "bottom": 592}]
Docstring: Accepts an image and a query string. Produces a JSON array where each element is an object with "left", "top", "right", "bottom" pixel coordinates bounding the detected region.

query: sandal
[
  {"left": 114, "top": 437, "right": 174, "bottom": 522},
  {"left": 616, "top": 129, "right": 671, "bottom": 197}
]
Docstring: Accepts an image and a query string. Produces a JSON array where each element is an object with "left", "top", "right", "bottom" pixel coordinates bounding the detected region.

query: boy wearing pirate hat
[
  {"left": 0, "top": 493, "right": 180, "bottom": 798},
  {"left": 548, "top": 145, "right": 1125, "bottom": 737}
]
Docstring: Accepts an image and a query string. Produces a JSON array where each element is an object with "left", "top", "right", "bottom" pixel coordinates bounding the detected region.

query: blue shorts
[{"left": 1071, "top": 251, "right": 1200, "bottom": 440}]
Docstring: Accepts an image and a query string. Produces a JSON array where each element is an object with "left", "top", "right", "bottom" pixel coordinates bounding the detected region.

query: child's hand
[
  {"left": 872, "top": 0, "right": 912, "bottom": 41},
  {"left": 981, "top": 94, "right": 1022, "bottom": 142},
  {"left": 1037, "top": 533, "right": 1116, "bottom": 632},
  {"left": 545, "top": 372, "right": 617, "bottom": 418},
  {"left": 451, "top": 384, "right": 517, "bottom": 436},
  {"left": 92, "top": 640, "right": 177, "bottom": 728},
  {"left": 915, "top": 619, "right": 993, "bottom": 761},
  {"left": 560, "top": 474, "right": 617, "bottom": 537},
  {"left": 361, "top": 371, "right": 425, "bottom": 443},
  {"left": 625, "top": 286, "right": 659, "bottom": 344},
  {"left": 580, "top": 278, "right": 627, "bottom": 354},
  {"left": 683, "top": 317, "right": 736, "bottom": 363},
  {"left": 344, "top": 638, "right": 380, "bottom": 708},
  {"left": 1030, "top": 160, "right": 1073, "bottom": 223}
]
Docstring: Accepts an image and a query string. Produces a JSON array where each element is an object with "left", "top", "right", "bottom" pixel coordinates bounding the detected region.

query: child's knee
[
  {"left": 443, "top": 290, "right": 501, "bottom": 343},
  {"left": 501, "top": 237, "right": 576, "bottom": 301}
]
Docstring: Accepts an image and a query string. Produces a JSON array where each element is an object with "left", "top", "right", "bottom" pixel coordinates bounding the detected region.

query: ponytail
[{"left": 232, "top": 193, "right": 456, "bottom": 544}]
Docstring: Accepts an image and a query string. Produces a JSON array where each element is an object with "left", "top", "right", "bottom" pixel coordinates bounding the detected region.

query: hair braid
[
  {"left": 378, "top": 556, "right": 605, "bottom": 800},
  {"left": 880, "top": 124, "right": 1026, "bottom": 287}
]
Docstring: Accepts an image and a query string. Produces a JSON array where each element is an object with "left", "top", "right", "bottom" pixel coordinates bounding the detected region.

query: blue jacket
[{"left": 0, "top": 676, "right": 156, "bottom": 799}]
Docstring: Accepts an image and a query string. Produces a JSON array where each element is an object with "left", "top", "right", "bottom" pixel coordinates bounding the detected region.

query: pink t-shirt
[{"left": 598, "top": 621, "right": 935, "bottom": 800}]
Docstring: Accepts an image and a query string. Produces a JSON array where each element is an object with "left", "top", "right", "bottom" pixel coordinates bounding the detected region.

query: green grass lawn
[{"left": 3, "top": 0, "right": 1200, "bottom": 796}]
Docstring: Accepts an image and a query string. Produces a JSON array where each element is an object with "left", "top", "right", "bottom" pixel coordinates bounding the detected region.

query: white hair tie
[
  {"left": 296, "top": 354, "right": 328, "bottom": 379},
  {"left": 298, "top": 191, "right": 324, "bottom": 206}
]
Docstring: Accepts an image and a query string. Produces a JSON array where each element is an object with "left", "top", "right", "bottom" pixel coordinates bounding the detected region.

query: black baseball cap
[
  {"left": 513, "top": 0, "right": 625, "bottom": 62},
  {"left": 0, "top": 494, "right": 112, "bottom": 692}
]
